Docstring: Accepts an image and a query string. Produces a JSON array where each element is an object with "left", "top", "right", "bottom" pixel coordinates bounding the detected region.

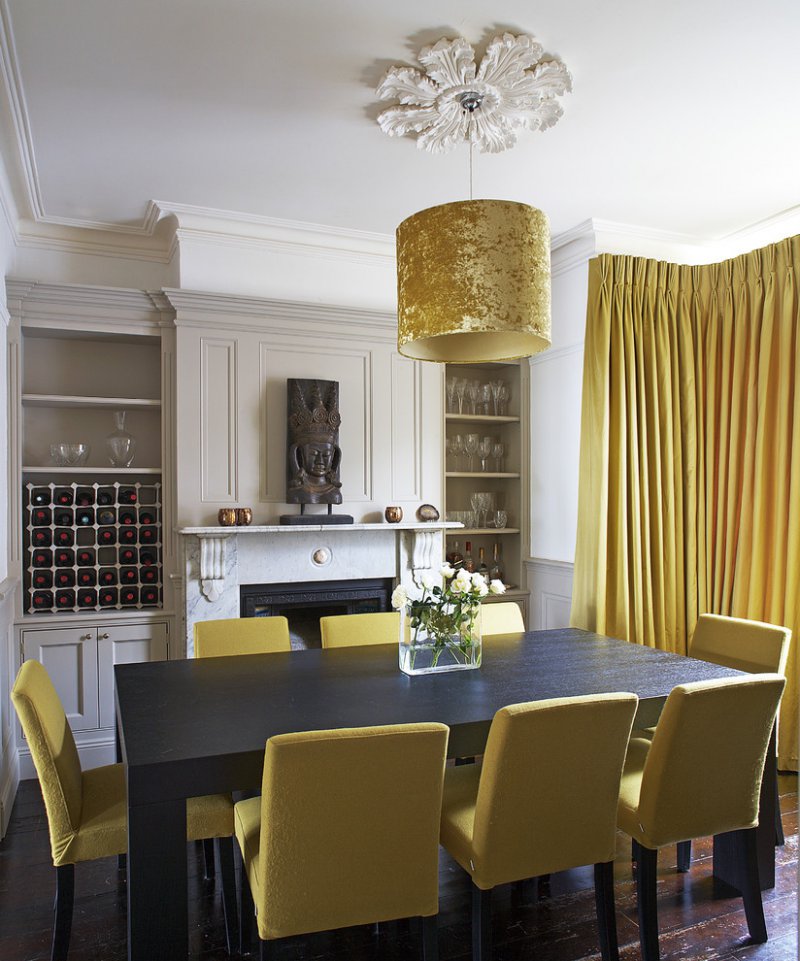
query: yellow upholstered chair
[
  {"left": 618, "top": 674, "right": 785, "bottom": 961},
  {"left": 235, "top": 722, "right": 449, "bottom": 960},
  {"left": 478, "top": 602, "right": 525, "bottom": 636},
  {"left": 11, "top": 659, "right": 238, "bottom": 960},
  {"left": 194, "top": 615, "right": 291, "bottom": 657},
  {"left": 439, "top": 693, "right": 638, "bottom": 961},
  {"left": 319, "top": 611, "right": 399, "bottom": 648},
  {"left": 636, "top": 614, "right": 791, "bottom": 870}
]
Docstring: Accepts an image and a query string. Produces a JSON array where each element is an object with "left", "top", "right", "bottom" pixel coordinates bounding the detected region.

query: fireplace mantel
[{"left": 177, "top": 522, "right": 462, "bottom": 653}]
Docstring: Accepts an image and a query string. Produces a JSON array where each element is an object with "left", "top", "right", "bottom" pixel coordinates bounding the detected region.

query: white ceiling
[{"left": 1, "top": 0, "right": 798, "bottom": 243}]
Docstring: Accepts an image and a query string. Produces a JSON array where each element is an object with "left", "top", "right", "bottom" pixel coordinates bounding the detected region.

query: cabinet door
[
  {"left": 22, "top": 628, "right": 100, "bottom": 731},
  {"left": 97, "top": 622, "right": 169, "bottom": 729}
]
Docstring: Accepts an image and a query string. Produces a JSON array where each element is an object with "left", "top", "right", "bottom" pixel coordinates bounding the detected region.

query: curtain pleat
[{"left": 571, "top": 236, "right": 800, "bottom": 769}]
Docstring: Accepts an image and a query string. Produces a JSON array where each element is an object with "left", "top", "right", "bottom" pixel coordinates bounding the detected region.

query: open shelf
[
  {"left": 446, "top": 472, "right": 520, "bottom": 479},
  {"left": 22, "top": 394, "right": 161, "bottom": 410},
  {"left": 453, "top": 528, "right": 520, "bottom": 535},
  {"left": 23, "top": 467, "right": 162, "bottom": 476},
  {"left": 445, "top": 413, "right": 520, "bottom": 424}
]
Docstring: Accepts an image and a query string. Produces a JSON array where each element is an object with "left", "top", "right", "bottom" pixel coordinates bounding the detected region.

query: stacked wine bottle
[{"left": 25, "top": 482, "right": 162, "bottom": 613}]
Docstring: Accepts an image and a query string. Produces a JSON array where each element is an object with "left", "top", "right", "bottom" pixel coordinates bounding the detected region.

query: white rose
[
  {"left": 419, "top": 571, "right": 439, "bottom": 592},
  {"left": 471, "top": 570, "right": 488, "bottom": 588},
  {"left": 391, "top": 585, "right": 408, "bottom": 610},
  {"left": 455, "top": 568, "right": 472, "bottom": 586},
  {"left": 406, "top": 582, "right": 424, "bottom": 603},
  {"left": 440, "top": 563, "right": 456, "bottom": 579},
  {"left": 476, "top": 580, "right": 489, "bottom": 597},
  {"left": 489, "top": 579, "right": 506, "bottom": 595},
  {"left": 449, "top": 577, "right": 465, "bottom": 593}
]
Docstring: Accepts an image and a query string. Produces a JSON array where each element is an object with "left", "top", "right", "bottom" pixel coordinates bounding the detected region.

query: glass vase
[
  {"left": 399, "top": 604, "right": 482, "bottom": 676},
  {"left": 106, "top": 411, "right": 136, "bottom": 467}
]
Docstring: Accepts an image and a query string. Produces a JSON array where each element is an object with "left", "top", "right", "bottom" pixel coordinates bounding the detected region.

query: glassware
[
  {"left": 50, "top": 442, "right": 71, "bottom": 466},
  {"left": 455, "top": 378, "right": 468, "bottom": 414},
  {"left": 481, "top": 383, "right": 492, "bottom": 415},
  {"left": 466, "top": 380, "right": 481, "bottom": 415},
  {"left": 106, "top": 411, "right": 136, "bottom": 467},
  {"left": 490, "top": 380, "right": 504, "bottom": 416},
  {"left": 69, "top": 443, "right": 90, "bottom": 466},
  {"left": 478, "top": 436, "right": 493, "bottom": 472},
  {"left": 464, "top": 433, "right": 480, "bottom": 472},
  {"left": 494, "top": 510, "right": 508, "bottom": 529},
  {"left": 492, "top": 442, "right": 504, "bottom": 472},
  {"left": 451, "top": 434, "right": 465, "bottom": 471},
  {"left": 498, "top": 383, "right": 510, "bottom": 415},
  {"left": 445, "top": 376, "right": 458, "bottom": 413},
  {"left": 469, "top": 493, "right": 481, "bottom": 527}
]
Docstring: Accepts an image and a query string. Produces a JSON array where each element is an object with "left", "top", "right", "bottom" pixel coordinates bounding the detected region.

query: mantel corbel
[{"left": 197, "top": 531, "right": 235, "bottom": 602}]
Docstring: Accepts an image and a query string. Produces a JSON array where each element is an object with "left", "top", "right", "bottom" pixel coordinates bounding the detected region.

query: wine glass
[
  {"left": 494, "top": 510, "right": 508, "bottom": 529},
  {"left": 464, "top": 433, "right": 480, "bottom": 472},
  {"left": 481, "top": 383, "right": 492, "bottom": 416},
  {"left": 492, "top": 442, "right": 504, "bottom": 472},
  {"left": 497, "top": 383, "right": 510, "bottom": 415},
  {"left": 451, "top": 434, "right": 465, "bottom": 471},
  {"left": 469, "top": 493, "right": 481, "bottom": 529},
  {"left": 445, "top": 376, "right": 458, "bottom": 413},
  {"left": 466, "top": 381, "right": 481, "bottom": 415},
  {"left": 490, "top": 380, "right": 503, "bottom": 416},
  {"left": 478, "top": 436, "right": 493, "bottom": 472},
  {"left": 455, "top": 378, "right": 468, "bottom": 414}
]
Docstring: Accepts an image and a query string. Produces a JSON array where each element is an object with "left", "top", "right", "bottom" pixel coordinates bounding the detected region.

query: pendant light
[{"left": 376, "top": 33, "right": 571, "bottom": 363}]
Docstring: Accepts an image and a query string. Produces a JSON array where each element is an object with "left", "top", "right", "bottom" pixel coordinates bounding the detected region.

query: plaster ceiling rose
[{"left": 376, "top": 33, "right": 572, "bottom": 154}]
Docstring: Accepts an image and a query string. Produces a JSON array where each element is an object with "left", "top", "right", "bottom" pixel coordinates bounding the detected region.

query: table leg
[
  {"left": 127, "top": 796, "right": 188, "bottom": 961},
  {"left": 713, "top": 726, "right": 777, "bottom": 891}
]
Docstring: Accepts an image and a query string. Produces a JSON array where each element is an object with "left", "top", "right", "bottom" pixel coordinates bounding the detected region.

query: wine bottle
[
  {"left": 138, "top": 549, "right": 156, "bottom": 566},
  {"left": 119, "top": 586, "right": 139, "bottom": 606},
  {"left": 99, "top": 587, "right": 118, "bottom": 607},
  {"left": 54, "top": 569, "right": 76, "bottom": 588},
  {"left": 31, "top": 529, "right": 52, "bottom": 547},
  {"left": 32, "top": 548, "right": 53, "bottom": 567},
  {"left": 478, "top": 546, "right": 489, "bottom": 578},
  {"left": 77, "top": 588, "right": 97, "bottom": 608},
  {"left": 96, "top": 489, "right": 114, "bottom": 506},
  {"left": 97, "top": 508, "right": 116, "bottom": 526},
  {"left": 138, "top": 509, "right": 156, "bottom": 525},
  {"left": 140, "top": 566, "right": 158, "bottom": 583},
  {"left": 118, "top": 509, "right": 136, "bottom": 525},
  {"left": 139, "top": 526, "right": 158, "bottom": 544},
  {"left": 54, "top": 589, "right": 76, "bottom": 609},
  {"left": 54, "top": 488, "right": 74, "bottom": 506},
  {"left": 32, "top": 570, "right": 53, "bottom": 589},
  {"left": 120, "top": 567, "right": 138, "bottom": 584},
  {"left": 489, "top": 542, "right": 503, "bottom": 583},
  {"left": 54, "top": 509, "right": 73, "bottom": 526},
  {"left": 31, "top": 590, "right": 53, "bottom": 610},
  {"left": 75, "top": 508, "right": 94, "bottom": 526},
  {"left": 98, "top": 528, "right": 116, "bottom": 545},
  {"left": 118, "top": 546, "right": 137, "bottom": 564},
  {"left": 463, "top": 541, "right": 475, "bottom": 573},
  {"left": 140, "top": 586, "right": 159, "bottom": 605},
  {"left": 54, "top": 529, "right": 74, "bottom": 547},
  {"left": 30, "top": 506, "right": 52, "bottom": 526},
  {"left": 30, "top": 487, "right": 51, "bottom": 506},
  {"left": 76, "top": 547, "right": 96, "bottom": 566},
  {"left": 75, "top": 488, "right": 95, "bottom": 506},
  {"left": 119, "top": 527, "right": 137, "bottom": 544},
  {"left": 54, "top": 548, "right": 74, "bottom": 567},
  {"left": 119, "top": 488, "right": 138, "bottom": 505},
  {"left": 77, "top": 569, "right": 97, "bottom": 587},
  {"left": 446, "top": 539, "right": 463, "bottom": 568},
  {"left": 99, "top": 569, "right": 118, "bottom": 586}
]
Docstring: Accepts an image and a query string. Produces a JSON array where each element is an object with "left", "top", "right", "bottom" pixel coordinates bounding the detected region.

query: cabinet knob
[
  {"left": 80, "top": 633, "right": 92, "bottom": 641},
  {"left": 99, "top": 632, "right": 110, "bottom": 640}
]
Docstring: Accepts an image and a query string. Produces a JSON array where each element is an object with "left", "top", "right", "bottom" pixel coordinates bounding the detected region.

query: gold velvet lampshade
[{"left": 396, "top": 199, "right": 551, "bottom": 363}]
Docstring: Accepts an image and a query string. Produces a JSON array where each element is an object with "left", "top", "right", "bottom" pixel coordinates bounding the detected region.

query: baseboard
[
  {"left": 525, "top": 557, "right": 575, "bottom": 631},
  {"left": 17, "top": 731, "right": 117, "bottom": 780},
  {"left": 0, "top": 729, "right": 20, "bottom": 837}
]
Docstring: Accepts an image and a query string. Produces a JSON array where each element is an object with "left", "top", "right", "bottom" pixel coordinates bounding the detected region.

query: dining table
[{"left": 114, "top": 626, "right": 776, "bottom": 961}]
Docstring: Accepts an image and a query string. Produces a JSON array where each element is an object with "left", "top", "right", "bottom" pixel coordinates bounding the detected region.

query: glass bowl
[
  {"left": 50, "top": 442, "right": 72, "bottom": 466},
  {"left": 68, "top": 443, "right": 90, "bottom": 466}
]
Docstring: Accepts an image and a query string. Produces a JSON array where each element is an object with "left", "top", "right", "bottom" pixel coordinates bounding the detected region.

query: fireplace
[{"left": 240, "top": 578, "right": 394, "bottom": 649}]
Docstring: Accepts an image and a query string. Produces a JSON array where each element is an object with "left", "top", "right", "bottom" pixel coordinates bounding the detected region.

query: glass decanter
[{"left": 106, "top": 410, "right": 136, "bottom": 467}]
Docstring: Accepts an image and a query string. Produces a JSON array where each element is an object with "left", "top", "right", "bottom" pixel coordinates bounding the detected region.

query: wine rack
[{"left": 24, "top": 481, "right": 162, "bottom": 614}]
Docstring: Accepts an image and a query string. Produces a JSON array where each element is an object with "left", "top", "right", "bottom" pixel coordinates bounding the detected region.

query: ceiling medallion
[{"left": 376, "top": 33, "right": 572, "bottom": 154}]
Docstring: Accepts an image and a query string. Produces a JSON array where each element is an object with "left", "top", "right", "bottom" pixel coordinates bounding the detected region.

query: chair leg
[
  {"left": 259, "top": 939, "right": 275, "bottom": 960},
  {"left": 676, "top": 840, "right": 691, "bottom": 872},
  {"left": 594, "top": 861, "right": 620, "bottom": 961},
  {"left": 774, "top": 776, "right": 785, "bottom": 846},
  {"left": 421, "top": 914, "right": 438, "bottom": 961},
  {"left": 635, "top": 843, "right": 661, "bottom": 961},
  {"left": 52, "top": 863, "right": 75, "bottom": 961},
  {"left": 238, "top": 846, "right": 255, "bottom": 955},
  {"left": 735, "top": 828, "right": 767, "bottom": 943},
  {"left": 471, "top": 884, "right": 492, "bottom": 961},
  {"left": 203, "top": 837, "right": 216, "bottom": 880},
  {"left": 217, "top": 837, "right": 238, "bottom": 955}
]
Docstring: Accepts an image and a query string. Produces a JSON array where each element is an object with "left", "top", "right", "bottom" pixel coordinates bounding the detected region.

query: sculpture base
[{"left": 279, "top": 514, "right": 355, "bottom": 526}]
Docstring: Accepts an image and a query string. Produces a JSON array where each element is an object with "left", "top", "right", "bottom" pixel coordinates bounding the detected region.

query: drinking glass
[
  {"left": 455, "top": 378, "right": 468, "bottom": 414},
  {"left": 494, "top": 510, "right": 508, "bottom": 529},
  {"left": 451, "top": 434, "right": 465, "bottom": 471},
  {"left": 446, "top": 376, "right": 458, "bottom": 413},
  {"left": 478, "top": 436, "right": 493, "bottom": 472},
  {"left": 490, "top": 380, "right": 504, "bottom": 416},
  {"left": 481, "top": 383, "right": 492, "bottom": 415},
  {"left": 464, "top": 433, "right": 480, "bottom": 472},
  {"left": 497, "top": 384, "right": 510, "bottom": 415},
  {"left": 469, "top": 494, "right": 481, "bottom": 529},
  {"left": 492, "top": 442, "right": 504, "bottom": 472},
  {"left": 466, "top": 381, "right": 481, "bottom": 415}
]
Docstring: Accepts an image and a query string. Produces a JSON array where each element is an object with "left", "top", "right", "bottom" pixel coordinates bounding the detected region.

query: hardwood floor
[{"left": 1, "top": 775, "right": 797, "bottom": 961}]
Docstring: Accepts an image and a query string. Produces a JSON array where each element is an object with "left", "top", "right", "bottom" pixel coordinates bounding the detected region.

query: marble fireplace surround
[{"left": 179, "top": 522, "right": 460, "bottom": 656}]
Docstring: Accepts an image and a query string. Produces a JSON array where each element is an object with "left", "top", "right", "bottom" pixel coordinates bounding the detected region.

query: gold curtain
[{"left": 571, "top": 237, "right": 800, "bottom": 769}]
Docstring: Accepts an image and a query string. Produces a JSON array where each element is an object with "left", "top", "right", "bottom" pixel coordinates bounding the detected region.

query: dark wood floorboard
[{"left": 0, "top": 775, "right": 796, "bottom": 961}]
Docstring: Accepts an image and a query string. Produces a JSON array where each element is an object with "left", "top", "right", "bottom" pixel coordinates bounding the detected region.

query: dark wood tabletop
[{"left": 113, "top": 627, "right": 751, "bottom": 961}]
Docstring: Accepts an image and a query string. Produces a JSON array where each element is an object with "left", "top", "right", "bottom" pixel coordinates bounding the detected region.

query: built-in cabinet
[
  {"left": 6, "top": 281, "right": 177, "bottom": 774},
  {"left": 443, "top": 361, "right": 530, "bottom": 623}
]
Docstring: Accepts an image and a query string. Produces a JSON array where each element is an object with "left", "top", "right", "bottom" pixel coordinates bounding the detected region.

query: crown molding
[{"left": 528, "top": 340, "right": 583, "bottom": 368}]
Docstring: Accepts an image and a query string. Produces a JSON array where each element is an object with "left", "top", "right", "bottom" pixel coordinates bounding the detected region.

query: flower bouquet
[{"left": 392, "top": 564, "right": 506, "bottom": 675}]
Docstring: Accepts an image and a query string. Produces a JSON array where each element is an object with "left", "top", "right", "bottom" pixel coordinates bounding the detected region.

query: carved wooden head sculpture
[{"left": 286, "top": 379, "right": 343, "bottom": 506}]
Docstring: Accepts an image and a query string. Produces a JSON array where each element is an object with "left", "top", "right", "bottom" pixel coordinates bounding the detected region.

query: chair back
[
  {"left": 637, "top": 674, "right": 785, "bottom": 847},
  {"left": 194, "top": 616, "right": 290, "bottom": 658},
  {"left": 479, "top": 602, "right": 525, "bottom": 636},
  {"left": 690, "top": 613, "right": 790, "bottom": 675},
  {"left": 469, "top": 692, "right": 638, "bottom": 887},
  {"left": 255, "top": 722, "right": 448, "bottom": 940},
  {"left": 11, "top": 660, "right": 83, "bottom": 863},
  {"left": 319, "top": 611, "right": 399, "bottom": 649}
]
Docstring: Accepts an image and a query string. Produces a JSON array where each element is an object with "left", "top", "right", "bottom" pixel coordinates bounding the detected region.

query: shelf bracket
[
  {"left": 408, "top": 528, "right": 441, "bottom": 586},
  {"left": 197, "top": 533, "right": 233, "bottom": 602}
]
